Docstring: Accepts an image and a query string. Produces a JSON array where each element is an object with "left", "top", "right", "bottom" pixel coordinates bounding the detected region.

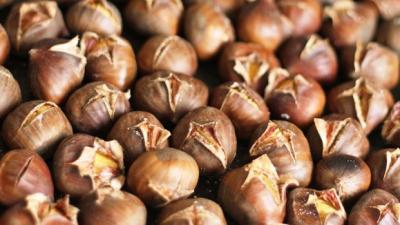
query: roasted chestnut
[
  {"left": 287, "top": 188, "right": 347, "bottom": 225},
  {"left": 184, "top": 2, "right": 235, "bottom": 60},
  {"left": 370, "top": 0, "right": 400, "bottom": 19},
  {"left": 66, "top": 0, "right": 122, "bottom": 36},
  {"left": 382, "top": 102, "right": 400, "bottom": 146},
  {"left": 378, "top": 18, "right": 400, "bottom": 54},
  {"left": 5, "top": 1, "right": 68, "bottom": 54},
  {"left": 0, "top": 66, "right": 21, "bottom": 119},
  {"left": 127, "top": 147, "right": 199, "bottom": 207},
  {"left": 249, "top": 120, "right": 313, "bottom": 187},
  {"left": 183, "top": 0, "right": 245, "bottom": 15},
  {"left": 2, "top": 100, "right": 73, "bottom": 156},
  {"left": 134, "top": 71, "right": 208, "bottom": 123},
  {"left": 65, "top": 81, "right": 131, "bottom": 134},
  {"left": 218, "top": 42, "right": 280, "bottom": 94},
  {"left": 138, "top": 35, "right": 198, "bottom": 76},
  {"left": 171, "top": 106, "right": 237, "bottom": 175},
  {"left": 81, "top": 32, "right": 137, "bottom": 90},
  {"left": 264, "top": 68, "right": 326, "bottom": 128},
  {"left": 0, "top": 24, "right": 10, "bottom": 65}
]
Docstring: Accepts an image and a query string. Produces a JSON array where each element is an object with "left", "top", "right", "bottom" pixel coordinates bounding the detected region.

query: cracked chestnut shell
[
  {"left": 0, "top": 24, "right": 10, "bottom": 65},
  {"left": 2, "top": 100, "right": 73, "bottom": 156},
  {"left": 157, "top": 198, "right": 227, "bottom": 225},
  {"left": 134, "top": 71, "right": 208, "bottom": 123},
  {"left": 5, "top": 1, "right": 68, "bottom": 54},
  {"left": 249, "top": 120, "right": 313, "bottom": 187},
  {"left": 127, "top": 147, "right": 199, "bottom": 207},
  {"left": 307, "top": 114, "right": 370, "bottom": 160},
  {"left": 0, "top": 66, "right": 21, "bottom": 119},
  {"left": 66, "top": 0, "right": 122, "bottom": 36},
  {"left": 171, "top": 106, "right": 237, "bottom": 175},
  {"left": 65, "top": 81, "right": 131, "bottom": 134},
  {"left": 218, "top": 42, "right": 280, "bottom": 94},
  {"left": 378, "top": 18, "right": 400, "bottom": 55},
  {"left": 287, "top": 188, "right": 347, "bottom": 225},
  {"left": 382, "top": 102, "right": 400, "bottom": 146},
  {"left": 79, "top": 188, "right": 147, "bottom": 225},
  {"left": 0, "top": 149, "right": 54, "bottom": 206},
  {"left": 219, "top": 154, "right": 298, "bottom": 225},
  {"left": 138, "top": 35, "right": 198, "bottom": 76},
  {"left": 53, "top": 134, "right": 125, "bottom": 198},
  {"left": 264, "top": 68, "right": 326, "bottom": 128},
  {"left": 108, "top": 111, "right": 170, "bottom": 165}
]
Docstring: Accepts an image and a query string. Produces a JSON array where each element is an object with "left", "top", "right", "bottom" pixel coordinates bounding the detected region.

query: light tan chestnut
[
  {"left": 0, "top": 66, "right": 21, "bottom": 119},
  {"left": 0, "top": 24, "right": 10, "bottom": 64}
]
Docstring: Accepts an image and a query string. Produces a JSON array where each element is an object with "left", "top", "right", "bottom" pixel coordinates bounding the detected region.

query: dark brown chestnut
[
  {"left": 382, "top": 102, "right": 400, "bottom": 146},
  {"left": 0, "top": 66, "right": 21, "bottom": 119},
  {"left": 378, "top": 18, "right": 400, "bottom": 55},
  {"left": 0, "top": 0, "right": 12, "bottom": 8},
  {"left": 0, "top": 24, "right": 10, "bottom": 65},
  {"left": 370, "top": 0, "right": 400, "bottom": 19},
  {"left": 249, "top": 120, "right": 313, "bottom": 187},
  {"left": 127, "top": 147, "right": 199, "bottom": 207},
  {"left": 171, "top": 106, "right": 237, "bottom": 175},
  {"left": 133, "top": 71, "right": 208, "bottom": 123},
  {"left": 264, "top": 68, "right": 326, "bottom": 128}
]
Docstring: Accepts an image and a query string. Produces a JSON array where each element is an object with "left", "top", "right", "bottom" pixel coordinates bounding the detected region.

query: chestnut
[
  {"left": 79, "top": 188, "right": 147, "bottom": 225},
  {"left": 382, "top": 102, "right": 400, "bottom": 146},
  {"left": 315, "top": 155, "right": 371, "bottom": 202},
  {"left": 0, "top": 0, "right": 12, "bottom": 8},
  {"left": 0, "top": 149, "right": 53, "bottom": 206},
  {"left": 124, "top": 0, "right": 183, "bottom": 36},
  {"left": 171, "top": 106, "right": 236, "bottom": 175},
  {"left": 81, "top": 32, "right": 137, "bottom": 90},
  {"left": 249, "top": 120, "right": 313, "bottom": 187},
  {"left": 278, "top": 35, "right": 338, "bottom": 85},
  {"left": 157, "top": 198, "right": 227, "bottom": 225},
  {"left": 0, "top": 66, "right": 21, "bottom": 119},
  {"left": 287, "top": 188, "right": 347, "bottom": 225},
  {"left": 0, "top": 24, "right": 10, "bottom": 65},
  {"left": 133, "top": 71, "right": 208, "bottom": 123},
  {"left": 66, "top": 0, "right": 122, "bottom": 36},
  {"left": 108, "top": 111, "right": 170, "bottom": 165},
  {"left": 65, "top": 81, "right": 131, "bottom": 134},
  {"left": 378, "top": 18, "right": 400, "bottom": 55},
  {"left": 5, "top": 1, "right": 68, "bottom": 54},
  {"left": 218, "top": 154, "right": 298, "bottom": 225},
  {"left": 127, "top": 147, "right": 199, "bottom": 207},
  {"left": 53, "top": 134, "right": 125, "bottom": 198},
  {"left": 264, "top": 68, "right": 326, "bottom": 128},
  {"left": 218, "top": 42, "right": 280, "bottom": 94},
  {"left": 370, "top": 0, "right": 400, "bottom": 19},
  {"left": 184, "top": 0, "right": 245, "bottom": 15},
  {"left": 307, "top": 114, "right": 370, "bottom": 160},
  {"left": 138, "top": 35, "right": 198, "bottom": 76},
  {"left": 210, "top": 81, "right": 270, "bottom": 139},
  {"left": 2, "top": 100, "right": 73, "bottom": 156},
  {"left": 184, "top": 2, "right": 235, "bottom": 60}
]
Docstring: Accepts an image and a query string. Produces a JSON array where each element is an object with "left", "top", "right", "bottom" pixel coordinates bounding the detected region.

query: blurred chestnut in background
[
  {"left": 5, "top": 1, "right": 68, "bottom": 54},
  {"left": 278, "top": 35, "right": 338, "bottom": 85},
  {"left": 66, "top": 0, "right": 122, "bottom": 36},
  {"left": 138, "top": 35, "right": 197, "bottom": 76},
  {"left": 287, "top": 188, "right": 346, "bottom": 225},
  {"left": 249, "top": 120, "right": 313, "bottom": 187},
  {"left": 29, "top": 37, "right": 86, "bottom": 104},
  {"left": 157, "top": 198, "right": 227, "bottom": 225},
  {"left": 210, "top": 82, "right": 270, "bottom": 139},
  {"left": 53, "top": 134, "right": 125, "bottom": 198},
  {"left": 81, "top": 32, "right": 137, "bottom": 90},
  {"left": 218, "top": 42, "right": 280, "bottom": 94},
  {"left": 172, "top": 107, "right": 236, "bottom": 175},
  {"left": 378, "top": 18, "right": 400, "bottom": 54},
  {"left": 124, "top": 0, "right": 183, "bottom": 36},
  {"left": 307, "top": 114, "right": 370, "bottom": 160},
  {"left": 382, "top": 102, "right": 400, "bottom": 146},
  {"left": 0, "top": 24, "right": 10, "bottom": 64},
  {"left": 370, "top": 0, "right": 400, "bottom": 19},
  {"left": 0, "top": 0, "right": 13, "bottom": 8},
  {"left": 315, "top": 155, "right": 371, "bottom": 202},
  {"left": 108, "top": 111, "right": 170, "bottom": 165},
  {"left": 127, "top": 148, "right": 199, "bottom": 207},
  {"left": 134, "top": 71, "right": 208, "bottom": 123},
  {"left": 184, "top": 2, "right": 235, "bottom": 60},
  {"left": 0, "top": 149, "right": 53, "bottom": 206},
  {"left": 264, "top": 68, "right": 326, "bottom": 128},
  {"left": 0, "top": 66, "right": 21, "bottom": 119},
  {"left": 79, "top": 188, "right": 147, "bottom": 225},
  {"left": 65, "top": 81, "right": 131, "bottom": 134},
  {"left": 2, "top": 100, "right": 73, "bottom": 156}
]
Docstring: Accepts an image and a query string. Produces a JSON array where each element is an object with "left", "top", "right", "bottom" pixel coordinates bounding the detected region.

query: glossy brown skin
[
  {"left": 382, "top": 102, "right": 400, "bottom": 146},
  {"left": 184, "top": 2, "right": 235, "bottom": 60},
  {"left": 134, "top": 71, "right": 209, "bottom": 123},
  {"left": 378, "top": 18, "right": 400, "bottom": 55},
  {"left": 66, "top": 0, "right": 122, "bottom": 36},
  {"left": 127, "top": 148, "right": 199, "bottom": 208},
  {"left": 315, "top": 155, "right": 371, "bottom": 202},
  {"left": 370, "top": 0, "right": 400, "bottom": 19},
  {"left": 2, "top": 100, "right": 73, "bottom": 156},
  {"left": 218, "top": 42, "right": 280, "bottom": 94},
  {"left": 65, "top": 81, "right": 131, "bottom": 134},
  {"left": 210, "top": 82, "right": 270, "bottom": 139},
  {"left": 157, "top": 198, "right": 227, "bottom": 225},
  {"left": 0, "top": 66, "right": 21, "bottom": 119},
  {"left": 138, "top": 35, "right": 198, "bottom": 76},
  {"left": 171, "top": 107, "right": 237, "bottom": 175},
  {"left": 0, "top": 24, "right": 10, "bottom": 64}
]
